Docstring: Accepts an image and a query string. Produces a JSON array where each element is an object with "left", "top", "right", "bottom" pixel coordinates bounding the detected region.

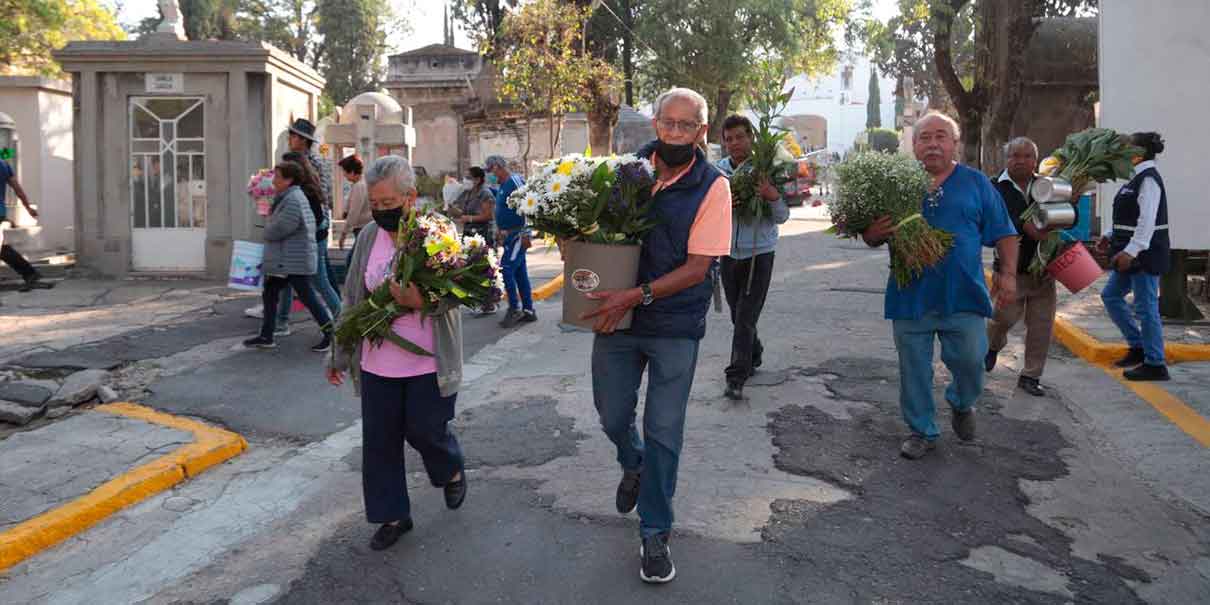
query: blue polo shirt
[
  {"left": 493, "top": 173, "right": 527, "bottom": 232},
  {"left": 884, "top": 163, "right": 1016, "bottom": 320}
]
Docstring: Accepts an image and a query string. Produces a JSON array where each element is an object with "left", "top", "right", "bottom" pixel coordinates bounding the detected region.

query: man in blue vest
[
  {"left": 485, "top": 155, "right": 536, "bottom": 329},
  {"left": 582, "top": 87, "right": 732, "bottom": 584},
  {"left": 1097, "top": 132, "right": 1171, "bottom": 381},
  {"left": 862, "top": 112, "right": 1018, "bottom": 460}
]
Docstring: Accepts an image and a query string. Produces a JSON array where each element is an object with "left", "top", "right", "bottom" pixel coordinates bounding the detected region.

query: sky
[{"left": 113, "top": 0, "right": 895, "bottom": 55}]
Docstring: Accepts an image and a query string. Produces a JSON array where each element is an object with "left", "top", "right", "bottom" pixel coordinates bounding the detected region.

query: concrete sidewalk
[{"left": 0, "top": 403, "right": 245, "bottom": 571}]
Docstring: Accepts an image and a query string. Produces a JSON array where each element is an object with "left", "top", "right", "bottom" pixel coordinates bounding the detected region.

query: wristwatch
[{"left": 639, "top": 283, "right": 655, "bottom": 306}]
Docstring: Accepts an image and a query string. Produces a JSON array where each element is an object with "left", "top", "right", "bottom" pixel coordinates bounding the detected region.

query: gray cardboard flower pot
[{"left": 562, "top": 240, "right": 641, "bottom": 331}]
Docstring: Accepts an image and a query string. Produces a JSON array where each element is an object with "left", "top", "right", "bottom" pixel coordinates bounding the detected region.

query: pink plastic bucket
[{"left": 1046, "top": 241, "right": 1102, "bottom": 294}]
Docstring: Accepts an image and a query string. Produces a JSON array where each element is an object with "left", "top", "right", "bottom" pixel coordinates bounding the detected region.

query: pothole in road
[
  {"left": 761, "top": 356, "right": 1145, "bottom": 603},
  {"left": 455, "top": 396, "right": 586, "bottom": 469}
]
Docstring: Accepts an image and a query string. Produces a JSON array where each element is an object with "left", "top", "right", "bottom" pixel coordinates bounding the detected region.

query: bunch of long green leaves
[
  {"left": 829, "top": 151, "right": 954, "bottom": 287},
  {"left": 1022, "top": 128, "right": 1142, "bottom": 275},
  {"left": 731, "top": 77, "right": 797, "bottom": 223}
]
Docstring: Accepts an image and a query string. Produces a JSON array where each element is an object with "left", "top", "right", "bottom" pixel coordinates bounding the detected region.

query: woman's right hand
[{"left": 327, "top": 368, "right": 344, "bottom": 386}]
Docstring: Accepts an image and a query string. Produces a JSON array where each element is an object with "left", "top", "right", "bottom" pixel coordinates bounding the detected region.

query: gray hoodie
[
  {"left": 717, "top": 156, "right": 791, "bottom": 259},
  {"left": 327, "top": 221, "right": 464, "bottom": 397}
]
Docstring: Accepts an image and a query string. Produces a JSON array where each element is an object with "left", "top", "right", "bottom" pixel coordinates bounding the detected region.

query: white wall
[
  {"left": 781, "top": 56, "right": 897, "bottom": 155},
  {"left": 0, "top": 78, "right": 75, "bottom": 251},
  {"left": 1099, "top": 1, "right": 1209, "bottom": 249}
]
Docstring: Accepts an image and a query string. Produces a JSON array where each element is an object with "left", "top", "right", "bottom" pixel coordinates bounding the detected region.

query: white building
[{"left": 779, "top": 52, "right": 898, "bottom": 156}]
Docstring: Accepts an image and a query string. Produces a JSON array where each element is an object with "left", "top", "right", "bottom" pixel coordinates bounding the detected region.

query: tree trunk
[
  {"left": 708, "top": 87, "right": 734, "bottom": 145},
  {"left": 981, "top": 0, "right": 1043, "bottom": 172},
  {"left": 932, "top": 0, "right": 987, "bottom": 168},
  {"left": 621, "top": 0, "right": 634, "bottom": 106},
  {"left": 585, "top": 76, "right": 620, "bottom": 154}
]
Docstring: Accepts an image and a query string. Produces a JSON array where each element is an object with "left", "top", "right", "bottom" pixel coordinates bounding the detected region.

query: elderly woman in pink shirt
[{"left": 326, "top": 155, "right": 467, "bottom": 552}]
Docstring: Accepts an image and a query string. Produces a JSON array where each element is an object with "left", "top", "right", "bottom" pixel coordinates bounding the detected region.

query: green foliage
[
  {"left": 866, "top": 68, "right": 882, "bottom": 129},
  {"left": 732, "top": 62, "right": 797, "bottom": 223},
  {"left": 450, "top": 0, "right": 519, "bottom": 53},
  {"left": 317, "top": 0, "right": 393, "bottom": 105},
  {"left": 862, "top": 128, "right": 899, "bottom": 152},
  {"left": 2, "top": 0, "right": 126, "bottom": 76},
  {"left": 632, "top": 0, "right": 851, "bottom": 140},
  {"left": 830, "top": 151, "right": 954, "bottom": 286},
  {"left": 495, "top": 0, "right": 618, "bottom": 159}
]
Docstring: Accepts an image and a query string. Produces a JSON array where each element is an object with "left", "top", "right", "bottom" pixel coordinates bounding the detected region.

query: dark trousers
[
  {"left": 720, "top": 252, "right": 775, "bottom": 383},
  {"left": 259, "top": 274, "right": 333, "bottom": 339},
  {"left": 360, "top": 370, "right": 464, "bottom": 524},
  {"left": 1, "top": 245, "right": 37, "bottom": 280}
]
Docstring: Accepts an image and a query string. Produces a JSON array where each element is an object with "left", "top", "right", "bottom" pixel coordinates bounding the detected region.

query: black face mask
[
  {"left": 372, "top": 207, "right": 403, "bottom": 232},
  {"left": 656, "top": 140, "right": 696, "bottom": 167}
]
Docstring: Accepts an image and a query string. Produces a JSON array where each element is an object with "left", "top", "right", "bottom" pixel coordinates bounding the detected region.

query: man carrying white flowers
[
  {"left": 582, "top": 87, "right": 732, "bottom": 583},
  {"left": 861, "top": 112, "right": 1018, "bottom": 460}
]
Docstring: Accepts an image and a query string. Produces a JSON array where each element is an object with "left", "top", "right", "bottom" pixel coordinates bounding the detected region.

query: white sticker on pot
[{"left": 571, "top": 268, "right": 601, "bottom": 292}]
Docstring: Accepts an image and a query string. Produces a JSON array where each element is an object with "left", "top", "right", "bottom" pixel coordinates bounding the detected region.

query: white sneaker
[
  {"left": 244, "top": 306, "right": 264, "bottom": 319},
  {"left": 274, "top": 325, "right": 291, "bottom": 337}
]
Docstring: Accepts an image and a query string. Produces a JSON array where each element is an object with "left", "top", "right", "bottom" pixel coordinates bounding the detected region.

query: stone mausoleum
[{"left": 54, "top": 27, "right": 324, "bottom": 277}]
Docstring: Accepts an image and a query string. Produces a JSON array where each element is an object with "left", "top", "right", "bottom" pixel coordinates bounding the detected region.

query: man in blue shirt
[
  {"left": 484, "top": 155, "right": 536, "bottom": 328},
  {"left": 1, "top": 159, "right": 52, "bottom": 293},
  {"left": 862, "top": 113, "right": 1018, "bottom": 460}
]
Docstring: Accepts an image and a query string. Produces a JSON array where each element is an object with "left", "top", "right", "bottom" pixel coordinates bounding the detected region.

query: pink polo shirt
[
  {"left": 649, "top": 154, "right": 733, "bottom": 257},
  {"left": 360, "top": 228, "right": 438, "bottom": 378}
]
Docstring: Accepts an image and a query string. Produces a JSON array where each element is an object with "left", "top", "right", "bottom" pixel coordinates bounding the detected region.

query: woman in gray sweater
[{"left": 243, "top": 160, "right": 335, "bottom": 351}]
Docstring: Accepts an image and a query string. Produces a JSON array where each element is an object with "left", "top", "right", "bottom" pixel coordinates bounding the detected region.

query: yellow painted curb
[
  {"left": 1100, "top": 366, "right": 1210, "bottom": 448},
  {"left": 0, "top": 403, "right": 247, "bottom": 571},
  {"left": 532, "top": 273, "right": 564, "bottom": 301}
]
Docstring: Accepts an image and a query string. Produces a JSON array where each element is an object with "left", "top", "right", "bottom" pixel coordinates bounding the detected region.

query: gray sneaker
[
  {"left": 900, "top": 435, "right": 936, "bottom": 460},
  {"left": 952, "top": 408, "right": 976, "bottom": 441},
  {"left": 273, "top": 324, "right": 292, "bottom": 337},
  {"left": 499, "top": 309, "right": 525, "bottom": 329}
]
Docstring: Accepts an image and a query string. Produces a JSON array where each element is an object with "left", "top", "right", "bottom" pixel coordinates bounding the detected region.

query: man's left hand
[
  {"left": 757, "top": 177, "right": 780, "bottom": 202},
  {"left": 1110, "top": 251, "right": 1135, "bottom": 272},
  {"left": 24, "top": 204, "right": 38, "bottom": 219},
  {"left": 582, "top": 288, "right": 642, "bottom": 334},
  {"left": 991, "top": 272, "right": 1017, "bottom": 310}
]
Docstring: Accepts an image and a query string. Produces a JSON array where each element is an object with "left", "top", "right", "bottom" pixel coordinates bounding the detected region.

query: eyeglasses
[{"left": 657, "top": 119, "right": 703, "bottom": 134}]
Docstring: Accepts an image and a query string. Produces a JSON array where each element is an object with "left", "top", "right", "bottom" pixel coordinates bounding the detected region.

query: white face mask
[{"left": 463, "top": 178, "right": 474, "bottom": 188}]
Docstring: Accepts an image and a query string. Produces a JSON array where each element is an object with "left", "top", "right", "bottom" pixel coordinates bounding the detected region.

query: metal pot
[
  {"left": 1032, "top": 202, "right": 1077, "bottom": 230},
  {"left": 1030, "top": 177, "right": 1074, "bottom": 203}
]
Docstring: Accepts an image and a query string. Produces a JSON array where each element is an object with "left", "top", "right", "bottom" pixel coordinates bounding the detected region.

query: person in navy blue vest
[
  {"left": 581, "top": 87, "right": 733, "bottom": 584},
  {"left": 1096, "top": 132, "right": 1170, "bottom": 381},
  {"left": 0, "top": 159, "right": 52, "bottom": 293},
  {"left": 862, "top": 112, "right": 1018, "bottom": 460}
]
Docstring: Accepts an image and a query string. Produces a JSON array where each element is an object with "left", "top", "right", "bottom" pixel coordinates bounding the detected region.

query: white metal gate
[{"left": 129, "top": 97, "right": 206, "bottom": 271}]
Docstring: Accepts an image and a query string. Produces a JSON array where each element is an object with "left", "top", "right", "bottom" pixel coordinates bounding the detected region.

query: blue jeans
[
  {"left": 360, "top": 371, "right": 463, "bottom": 524},
  {"left": 592, "top": 333, "right": 700, "bottom": 538},
  {"left": 277, "top": 237, "right": 342, "bottom": 325},
  {"left": 892, "top": 312, "right": 986, "bottom": 441},
  {"left": 1101, "top": 270, "right": 1165, "bottom": 366},
  {"left": 500, "top": 232, "right": 533, "bottom": 312}
]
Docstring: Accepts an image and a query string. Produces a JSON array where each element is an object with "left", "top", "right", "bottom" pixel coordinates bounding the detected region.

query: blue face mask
[{"left": 486, "top": 173, "right": 499, "bottom": 186}]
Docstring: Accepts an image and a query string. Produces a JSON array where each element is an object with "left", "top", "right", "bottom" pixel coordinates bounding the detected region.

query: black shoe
[
  {"left": 18, "top": 274, "right": 53, "bottom": 292},
  {"left": 616, "top": 470, "right": 641, "bottom": 514},
  {"left": 952, "top": 408, "right": 976, "bottom": 441},
  {"left": 243, "top": 336, "right": 276, "bottom": 349},
  {"left": 1114, "top": 347, "right": 1145, "bottom": 368},
  {"left": 310, "top": 333, "right": 332, "bottom": 352},
  {"left": 444, "top": 472, "right": 467, "bottom": 509},
  {"left": 640, "top": 534, "right": 676, "bottom": 584},
  {"left": 499, "top": 309, "right": 524, "bottom": 328},
  {"left": 369, "top": 519, "right": 414, "bottom": 551},
  {"left": 519, "top": 309, "right": 537, "bottom": 323},
  {"left": 1124, "top": 363, "right": 1170, "bottom": 381},
  {"left": 984, "top": 348, "right": 999, "bottom": 373},
  {"left": 724, "top": 381, "right": 743, "bottom": 400},
  {"left": 1018, "top": 376, "right": 1045, "bottom": 397}
]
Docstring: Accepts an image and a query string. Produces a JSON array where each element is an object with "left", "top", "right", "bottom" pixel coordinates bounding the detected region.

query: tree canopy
[{"left": 2, "top": 0, "right": 126, "bottom": 76}]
